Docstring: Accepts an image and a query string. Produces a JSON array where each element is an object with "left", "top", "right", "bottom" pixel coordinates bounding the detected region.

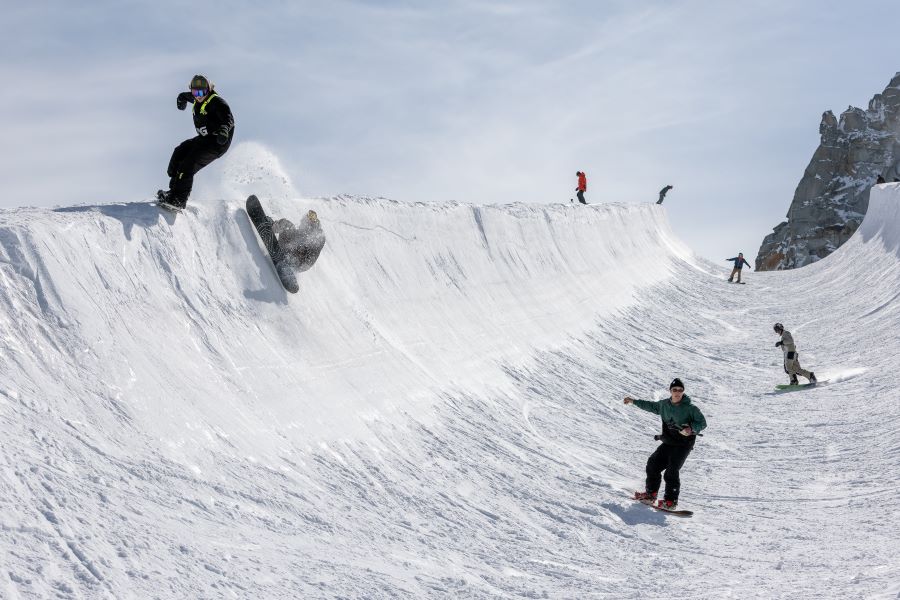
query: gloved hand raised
[
  {"left": 176, "top": 92, "right": 193, "bottom": 111},
  {"left": 775, "top": 341, "right": 783, "bottom": 348}
]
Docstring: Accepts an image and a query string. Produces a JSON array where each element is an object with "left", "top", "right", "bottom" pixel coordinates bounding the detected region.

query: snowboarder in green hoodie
[{"left": 625, "top": 378, "right": 707, "bottom": 509}]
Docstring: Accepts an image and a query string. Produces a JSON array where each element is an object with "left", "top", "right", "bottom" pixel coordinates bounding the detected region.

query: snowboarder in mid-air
[
  {"left": 575, "top": 171, "right": 588, "bottom": 204},
  {"left": 270, "top": 211, "right": 326, "bottom": 274},
  {"left": 245, "top": 196, "right": 326, "bottom": 293},
  {"left": 773, "top": 323, "right": 816, "bottom": 386},
  {"left": 726, "top": 252, "right": 752, "bottom": 283},
  {"left": 625, "top": 378, "right": 706, "bottom": 510},
  {"left": 656, "top": 184, "right": 673, "bottom": 204},
  {"left": 157, "top": 75, "right": 234, "bottom": 210}
]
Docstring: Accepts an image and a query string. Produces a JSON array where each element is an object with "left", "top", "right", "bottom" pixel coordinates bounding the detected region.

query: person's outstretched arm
[{"left": 623, "top": 396, "right": 661, "bottom": 414}]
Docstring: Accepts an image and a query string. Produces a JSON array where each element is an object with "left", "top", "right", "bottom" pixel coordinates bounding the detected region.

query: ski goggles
[
  {"left": 670, "top": 387, "right": 684, "bottom": 393},
  {"left": 191, "top": 88, "right": 208, "bottom": 98}
]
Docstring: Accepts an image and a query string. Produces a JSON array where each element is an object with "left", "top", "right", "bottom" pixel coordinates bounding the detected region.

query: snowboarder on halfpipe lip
[
  {"left": 656, "top": 185, "right": 673, "bottom": 205},
  {"left": 624, "top": 378, "right": 707, "bottom": 511},
  {"left": 773, "top": 323, "right": 816, "bottom": 387},
  {"left": 575, "top": 171, "right": 588, "bottom": 204},
  {"left": 157, "top": 74, "right": 235, "bottom": 211}
]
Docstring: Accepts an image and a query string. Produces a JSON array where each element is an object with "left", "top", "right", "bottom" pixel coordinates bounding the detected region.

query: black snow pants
[
  {"left": 166, "top": 136, "right": 230, "bottom": 201},
  {"left": 645, "top": 443, "right": 693, "bottom": 502},
  {"left": 576, "top": 190, "right": 587, "bottom": 204}
]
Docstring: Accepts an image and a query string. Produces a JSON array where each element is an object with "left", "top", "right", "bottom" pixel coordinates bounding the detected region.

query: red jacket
[{"left": 577, "top": 172, "right": 587, "bottom": 191}]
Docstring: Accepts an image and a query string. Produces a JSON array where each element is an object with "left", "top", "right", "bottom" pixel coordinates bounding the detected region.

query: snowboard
[
  {"left": 633, "top": 497, "right": 693, "bottom": 517},
  {"left": 245, "top": 195, "right": 299, "bottom": 294},
  {"left": 775, "top": 382, "right": 817, "bottom": 391},
  {"left": 726, "top": 281, "right": 746, "bottom": 284}
]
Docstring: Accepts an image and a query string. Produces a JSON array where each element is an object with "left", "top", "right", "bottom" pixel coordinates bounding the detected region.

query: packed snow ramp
[{"left": 1, "top": 190, "right": 898, "bottom": 599}]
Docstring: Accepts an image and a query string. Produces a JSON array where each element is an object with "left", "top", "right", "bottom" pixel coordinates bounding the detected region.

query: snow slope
[{"left": 1, "top": 177, "right": 898, "bottom": 598}]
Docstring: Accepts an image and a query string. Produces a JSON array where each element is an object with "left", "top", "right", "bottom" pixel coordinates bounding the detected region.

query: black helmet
[
  {"left": 189, "top": 74, "right": 212, "bottom": 93},
  {"left": 773, "top": 322, "right": 783, "bottom": 333}
]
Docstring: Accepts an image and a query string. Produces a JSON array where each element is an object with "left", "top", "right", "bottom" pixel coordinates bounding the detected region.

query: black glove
[
  {"left": 216, "top": 131, "right": 229, "bottom": 145},
  {"left": 176, "top": 92, "right": 193, "bottom": 111},
  {"left": 775, "top": 341, "right": 783, "bottom": 347}
]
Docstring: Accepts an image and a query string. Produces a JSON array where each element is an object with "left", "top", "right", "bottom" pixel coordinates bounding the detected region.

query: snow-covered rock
[{"left": 756, "top": 72, "right": 900, "bottom": 270}]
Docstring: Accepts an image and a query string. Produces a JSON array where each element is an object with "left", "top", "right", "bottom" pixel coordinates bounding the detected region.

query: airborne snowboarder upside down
[
  {"left": 157, "top": 74, "right": 235, "bottom": 210},
  {"left": 625, "top": 378, "right": 707, "bottom": 509},
  {"left": 270, "top": 210, "right": 326, "bottom": 273},
  {"left": 246, "top": 197, "right": 326, "bottom": 294}
]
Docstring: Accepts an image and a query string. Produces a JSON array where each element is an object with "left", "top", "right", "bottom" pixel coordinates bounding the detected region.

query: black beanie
[{"left": 669, "top": 378, "right": 685, "bottom": 390}]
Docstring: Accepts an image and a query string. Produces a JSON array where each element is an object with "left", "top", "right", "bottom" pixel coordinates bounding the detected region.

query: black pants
[
  {"left": 645, "top": 443, "right": 692, "bottom": 502},
  {"left": 576, "top": 190, "right": 586, "bottom": 204},
  {"left": 167, "top": 136, "right": 230, "bottom": 200}
]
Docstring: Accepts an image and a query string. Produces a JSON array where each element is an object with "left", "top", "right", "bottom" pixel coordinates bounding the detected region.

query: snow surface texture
[{"left": 1, "top": 172, "right": 899, "bottom": 598}]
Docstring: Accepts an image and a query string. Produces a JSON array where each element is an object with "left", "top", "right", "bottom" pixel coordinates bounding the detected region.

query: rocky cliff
[{"left": 755, "top": 73, "right": 900, "bottom": 270}]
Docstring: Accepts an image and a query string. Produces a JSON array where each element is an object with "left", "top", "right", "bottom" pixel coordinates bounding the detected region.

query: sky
[{"left": 1, "top": 0, "right": 899, "bottom": 260}]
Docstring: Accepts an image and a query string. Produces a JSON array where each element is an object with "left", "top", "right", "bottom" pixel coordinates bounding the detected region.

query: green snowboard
[{"left": 775, "top": 382, "right": 818, "bottom": 391}]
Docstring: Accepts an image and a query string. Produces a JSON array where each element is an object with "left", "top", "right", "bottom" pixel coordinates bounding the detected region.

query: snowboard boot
[
  {"left": 634, "top": 491, "right": 657, "bottom": 502},
  {"left": 658, "top": 499, "right": 677, "bottom": 509},
  {"left": 809, "top": 372, "right": 817, "bottom": 383},
  {"left": 789, "top": 376, "right": 799, "bottom": 386},
  {"left": 727, "top": 278, "right": 733, "bottom": 283},
  {"left": 157, "top": 190, "right": 187, "bottom": 210}
]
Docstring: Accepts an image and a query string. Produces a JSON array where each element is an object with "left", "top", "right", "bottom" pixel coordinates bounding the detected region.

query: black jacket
[{"left": 190, "top": 93, "right": 235, "bottom": 144}]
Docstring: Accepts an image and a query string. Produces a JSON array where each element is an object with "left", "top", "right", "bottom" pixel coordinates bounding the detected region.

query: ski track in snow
[{"left": 1, "top": 181, "right": 899, "bottom": 598}]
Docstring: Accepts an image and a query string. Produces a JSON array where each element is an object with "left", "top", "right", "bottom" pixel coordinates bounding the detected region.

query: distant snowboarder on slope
[
  {"left": 625, "top": 378, "right": 707, "bottom": 509},
  {"left": 726, "top": 252, "right": 752, "bottom": 283},
  {"left": 656, "top": 185, "right": 673, "bottom": 205},
  {"left": 773, "top": 323, "right": 816, "bottom": 386},
  {"left": 575, "top": 171, "right": 588, "bottom": 204},
  {"left": 157, "top": 74, "right": 234, "bottom": 210}
]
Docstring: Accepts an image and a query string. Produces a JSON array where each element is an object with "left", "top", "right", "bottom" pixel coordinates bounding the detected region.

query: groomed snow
[{"left": 1, "top": 158, "right": 898, "bottom": 598}]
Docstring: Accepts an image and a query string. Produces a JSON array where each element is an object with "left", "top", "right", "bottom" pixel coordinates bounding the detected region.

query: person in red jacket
[{"left": 575, "top": 171, "right": 587, "bottom": 204}]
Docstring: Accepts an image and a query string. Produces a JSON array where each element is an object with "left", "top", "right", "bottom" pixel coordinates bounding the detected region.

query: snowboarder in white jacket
[{"left": 773, "top": 323, "right": 816, "bottom": 385}]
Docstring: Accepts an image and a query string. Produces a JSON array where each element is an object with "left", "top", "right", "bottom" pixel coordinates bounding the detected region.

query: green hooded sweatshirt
[{"left": 632, "top": 394, "right": 707, "bottom": 447}]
